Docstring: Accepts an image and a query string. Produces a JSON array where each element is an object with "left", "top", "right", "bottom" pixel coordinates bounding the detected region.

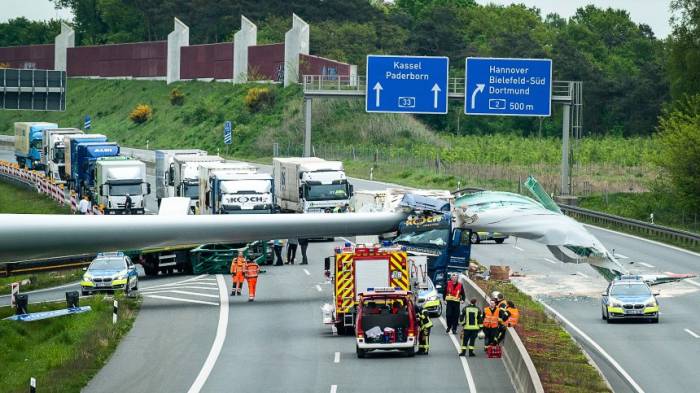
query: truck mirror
[
  {"left": 324, "top": 256, "right": 331, "bottom": 271},
  {"left": 299, "top": 186, "right": 304, "bottom": 198},
  {"left": 99, "top": 184, "right": 105, "bottom": 196},
  {"left": 168, "top": 165, "right": 174, "bottom": 186},
  {"left": 146, "top": 183, "right": 151, "bottom": 195},
  {"left": 451, "top": 229, "right": 461, "bottom": 248},
  {"left": 348, "top": 184, "right": 354, "bottom": 196}
]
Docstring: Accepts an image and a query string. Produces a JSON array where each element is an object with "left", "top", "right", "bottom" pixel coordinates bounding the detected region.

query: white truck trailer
[
  {"left": 198, "top": 168, "right": 275, "bottom": 214},
  {"left": 272, "top": 157, "right": 353, "bottom": 213},
  {"left": 94, "top": 157, "right": 150, "bottom": 214},
  {"left": 169, "top": 155, "right": 224, "bottom": 212},
  {"left": 41, "top": 128, "right": 83, "bottom": 182},
  {"left": 154, "top": 149, "right": 207, "bottom": 204}
]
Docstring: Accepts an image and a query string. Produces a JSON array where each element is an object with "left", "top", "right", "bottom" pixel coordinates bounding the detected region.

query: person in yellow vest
[
  {"left": 459, "top": 298, "right": 483, "bottom": 357},
  {"left": 416, "top": 308, "right": 433, "bottom": 355},
  {"left": 505, "top": 301, "right": 519, "bottom": 328},
  {"left": 245, "top": 257, "right": 260, "bottom": 301},
  {"left": 230, "top": 251, "right": 247, "bottom": 296}
]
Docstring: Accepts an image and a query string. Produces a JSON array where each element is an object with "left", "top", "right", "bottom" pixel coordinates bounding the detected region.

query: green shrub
[
  {"left": 169, "top": 88, "right": 185, "bottom": 106},
  {"left": 244, "top": 87, "right": 275, "bottom": 112}
]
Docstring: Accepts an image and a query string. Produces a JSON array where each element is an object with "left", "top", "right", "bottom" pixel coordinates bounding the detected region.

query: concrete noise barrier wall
[
  {"left": 233, "top": 15, "right": 257, "bottom": 84},
  {"left": 284, "top": 13, "right": 309, "bottom": 87}
]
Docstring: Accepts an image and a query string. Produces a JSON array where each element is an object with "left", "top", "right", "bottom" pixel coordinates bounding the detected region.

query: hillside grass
[
  {"left": 0, "top": 181, "right": 71, "bottom": 214},
  {"left": 0, "top": 295, "right": 140, "bottom": 393}
]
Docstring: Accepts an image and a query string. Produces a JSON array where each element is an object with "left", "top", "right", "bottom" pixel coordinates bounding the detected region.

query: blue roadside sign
[
  {"left": 365, "top": 55, "right": 449, "bottom": 114},
  {"left": 465, "top": 57, "right": 552, "bottom": 116},
  {"left": 223, "top": 121, "right": 232, "bottom": 145},
  {"left": 84, "top": 114, "right": 92, "bottom": 130}
]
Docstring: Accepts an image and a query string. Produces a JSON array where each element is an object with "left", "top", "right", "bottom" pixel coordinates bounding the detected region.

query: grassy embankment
[
  {"left": 475, "top": 279, "right": 610, "bottom": 393},
  {"left": 0, "top": 181, "right": 84, "bottom": 293},
  {"left": 0, "top": 294, "right": 140, "bottom": 393}
]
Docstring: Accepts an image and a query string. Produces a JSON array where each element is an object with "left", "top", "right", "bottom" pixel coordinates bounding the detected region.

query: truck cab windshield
[
  {"left": 306, "top": 184, "right": 349, "bottom": 201},
  {"left": 183, "top": 183, "right": 199, "bottom": 199},
  {"left": 30, "top": 139, "right": 42, "bottom": 149},
  {"left": 395, "top": 229, "right": 449, "bottom": 247},
  {"left": 109, "top": 182, "right": 142, "bottom": 196},
  {"left": 53, "top": 148, "right": 65, "bottom": 162}
]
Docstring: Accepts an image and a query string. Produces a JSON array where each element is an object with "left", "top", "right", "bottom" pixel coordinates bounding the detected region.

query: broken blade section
[{"left": 639, "top": 272, "right": 698, "bottom": 286}]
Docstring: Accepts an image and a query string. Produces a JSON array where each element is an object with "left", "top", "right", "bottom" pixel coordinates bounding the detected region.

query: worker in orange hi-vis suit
[
  {"left": 245, "top": 258, "right": 261, "bottom": 302},
  {"left": 230, "top": 251, "right": 247, "bottom": 296}
]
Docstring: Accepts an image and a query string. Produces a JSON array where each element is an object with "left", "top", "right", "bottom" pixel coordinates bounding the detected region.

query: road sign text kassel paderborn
[
  {"left": 366, "top": 55, "right": 448, "bottom": 114},
  {"left": 465, "top": 57, "right": 552, "bottom": 116},
  {"left": 223, "top": 121, "right": 232, "bottom": 145}
]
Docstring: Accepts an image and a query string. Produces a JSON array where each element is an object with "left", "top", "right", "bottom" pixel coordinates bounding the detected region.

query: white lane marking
[
  {"left": 576, "top": 272, "right": 590, "bottom": 278},
  {"left": 0, "top": 281, "right": 79, "bottom": 298},
  {"left": 684, "top": 329, "right": 700, "bottom": 339},
  {"left": 144, "top": 294, "right": 218, "bottom": 306},
  {"left": 304, "top": 269, "right": 311, "bottom": 276},
  {"left": 541, "top": 302, "right": 645, "bottom": 393},
  {"left": 142, "top": 274, "right": 208, "bottom": 290},
  {"left": 543, "top": 258, "right": 557, "bottom": 264},
  {"left": 585, "top": 224, "right": 700, "bottom": 257},
  {"left": 141, "top": 285, "right": 219, "bottom": 292},
  {"left": 686, "top": 279, "right": 700, "bottom": 289},
  {"left": 637, "top": 262, "right": 655, "bottom": 268},
  {"left": 334, "top": 352, "right": 340, "bottom": 363},
  {"left": 339, "top": 237, "right": 355, "bottom": 246},
  {"left": 144, "top": 290, "right": 219, "bottom": 299},
  {"left": 330, "top": 385, "right": 338, "bottom": 393},
  {"left": 513, "top": 245, "right": 524, "bottom": 251},
  {"left": 615, "top": 253, "right": 629, "bottom": 259},
  {"left": 438, "top": 317, "right": 477, "bottom": 393},
  {"left": 193, "top": 278, "right": 218, "bottom": 282},
  {"left": 187, "top": 274, "right": 229, "bottom": 393},
  {"left": 316, "top": 284, "right": 322, "bottom": 292}
]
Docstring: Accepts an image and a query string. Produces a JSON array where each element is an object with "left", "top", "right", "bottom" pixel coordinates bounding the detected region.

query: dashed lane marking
[
  {"left": 438, "top": 317, "right": 477, "bottom": 393},
  {"left": 142, "top": 274, "right": 209, "bottom": 290},
  {"left": 141, "top": 285, "right": 219, "bottom": 292},
  {"left": 543, "top": 258, "right": 557, "bottom": 264},
  {"left": 637, "top": 262, "right": 655, "bottom": 268},
  {"left": 615, "top": 253, "right": 629, "bottom": 259},
  {"left": 513, "top": 245, "right": 524, "bottom": 251},
  {"left": 334, "top": 352, "right": 340, "bottom": 363},
  {"left": 330, "top": 385, "right": 338, "bottom": 393},
  {"left": 576, "top": 272, "right": 590, "bottom": 278},
  {"left": 684, "top": 329, "right": 700, "bottom": 339},
  {"left": 304, "top": 269, "right": 311, "bottom": 276},
  {"left": 316, "top": 285, "right": 322, "bottom": 292},
  {"left": 144, "top": 294, "right": 218, "bottom": 306},
  {"left": 143, "top": 289, "right": 219, "bottom": 299},
  {"left": 686, "top": 279, "right": 700, "bottom": 289}
]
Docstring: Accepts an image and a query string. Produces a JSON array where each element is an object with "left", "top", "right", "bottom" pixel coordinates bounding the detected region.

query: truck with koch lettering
[{"left": 198, "top": 168, "right": 276, "bottom": 215}]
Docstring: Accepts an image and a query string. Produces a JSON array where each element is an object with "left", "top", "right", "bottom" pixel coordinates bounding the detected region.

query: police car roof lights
[
  {"left": 618, "top": 275, "right": 643, "bottom": 281},
  {"left": 367, "top": 287, "right": 399, "bottom": 293},
  {"left": 96, "top": 251, "right": 125, "bottom": 258}
]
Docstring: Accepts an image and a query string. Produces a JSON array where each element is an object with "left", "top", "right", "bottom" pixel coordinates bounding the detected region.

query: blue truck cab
[
  {"left": 394, "top": 194, "right": 471, "bottom": 293},
  {"left": 72, "top": 142, "right": 120, "bottom": 197},
  {"left": 14, "top": 122, "right": 58, "bottom": 170}
]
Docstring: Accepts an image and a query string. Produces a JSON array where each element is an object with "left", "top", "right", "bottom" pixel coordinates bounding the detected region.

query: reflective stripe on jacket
[
  {"left": 245, "top": 262, "right": 260, "bottom": 278},
  {"left": 460, "top": 306, "right": 481, "bottom": 330}
]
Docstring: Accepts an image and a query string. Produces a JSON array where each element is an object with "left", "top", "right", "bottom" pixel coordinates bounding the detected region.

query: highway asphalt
[{"left": 472, "top": 229, "right": 700, "bottom": 393}]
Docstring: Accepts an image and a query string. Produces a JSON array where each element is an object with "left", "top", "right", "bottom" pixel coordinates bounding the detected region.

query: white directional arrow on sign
[
  {"left": 431, "top": 83, "right": 441, "bottom": 109},
  {"left": 373, "top": 82, "right": 383, "bottom": 107},
  {"left": 471, "top": 83, "right": 485, "bottom": 109}
]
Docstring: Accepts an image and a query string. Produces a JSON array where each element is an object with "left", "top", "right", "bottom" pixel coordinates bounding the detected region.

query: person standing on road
[
  {"left": 124, "top": 193, "right": 133, "bottom": 215},
  {"left": 444, "top": 273, "right": 464, "bottom": 334},
  {"left": 286, "top": 238, "right": 298, "bottom": 264},
  {"left": 245, "top": 257, "right": 260, "bottom": 302},
  {"left": 417, "top": 308, "right": 433, "bottom": 355},
  {"left": 273, "top": 239, "right": 285, "bottom": 266},
  {"left": 299, "top": 238, "right": 309, "bottom": 265},
  {"left": 230, "top": 251, "right": 247, "bottom": 296},
  {"left": 78, "top": 195, "right": 91, "bottom": 214},
  {"left": 459, "top": 298, "right": 483, "bottom": 357}
]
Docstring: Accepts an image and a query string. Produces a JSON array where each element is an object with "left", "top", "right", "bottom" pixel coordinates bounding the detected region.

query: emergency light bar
[
  {"left": 96, "top": 252, "right": 125, "bottom": 257},
  {"left": 367, "top": 287, "right": 400, "bottom": 293}
]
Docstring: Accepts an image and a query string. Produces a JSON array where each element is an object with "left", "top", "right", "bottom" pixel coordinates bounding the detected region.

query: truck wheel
[
  {"left": 81, "top": 289, "right": 89, "bottom": 296},
  {"left": 495, "top": 238, "right": 505, "bottom": 244},
  {"left": 405, "top": 348, "right": 415, "bottom": 357},
  {"left": 470, "top": 233, "right": 481, "bottom": 244},
  {"left": 356, "top": 346, "right": 366, "bottom": 358}
]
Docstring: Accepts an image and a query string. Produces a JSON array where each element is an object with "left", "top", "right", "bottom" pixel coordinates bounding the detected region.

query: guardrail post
[{"left": 113, "top": 299, "right": 118, "bottom": 324}]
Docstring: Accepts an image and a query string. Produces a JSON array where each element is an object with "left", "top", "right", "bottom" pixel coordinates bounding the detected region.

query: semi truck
[
  {"left": 71, "top": 142, "right": 120, "bottom": 197},
  {"left": 198, "top": 169, "right": 275, "bottom": 214},
  {"left": 14, "top": 122, "right": 58, "bottom": 170},
  {"left": 170, "top": 155, "right": 224, "bottom": 212},
  {"left": 273, "top": 157, "right": 353, "bottom": 213},
  {"left": 94, "top": 157, "right": 149, "bottom": 214},
  {"left": 64, "top": 134, "right": 108, "bottom": 186},
  {"left": 41, "top": 128, "right": 83, "bottom": 182},
  {"left": 154, "top": 149, "right": 207, "bottom": 204}
]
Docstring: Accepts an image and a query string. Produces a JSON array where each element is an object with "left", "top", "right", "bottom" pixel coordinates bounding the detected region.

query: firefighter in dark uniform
[
  {"left": 459, "top": 298, "right": 483, "bottom": 357},
  {"left": 417, "top": 308, "right": 433, "bottom": 355}
]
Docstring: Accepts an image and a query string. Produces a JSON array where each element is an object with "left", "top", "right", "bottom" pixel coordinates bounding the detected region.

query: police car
[
  {"left": 416, "top": 278, "right": 442, "bottom": 317},
  {"left": 80, "top": 252, "right": 138, "bottom": 295},
  {"left": 601, "top": 275, "right": 659, "bottom": 323}
]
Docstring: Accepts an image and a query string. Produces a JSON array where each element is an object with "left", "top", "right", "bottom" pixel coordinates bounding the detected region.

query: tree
[
  {"left": 0, "top": 18, "right": 61, "bottom": 46},
  {"left": 653, "top": 94, "right": 700, "bottom": 210},
  {"left": 669, "top": 0, "right": 700, "bottom": 99}
]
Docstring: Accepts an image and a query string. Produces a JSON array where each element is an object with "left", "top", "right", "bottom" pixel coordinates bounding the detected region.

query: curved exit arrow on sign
[{"left": 471, "top": 83, "right": 485, "bottom": 109}]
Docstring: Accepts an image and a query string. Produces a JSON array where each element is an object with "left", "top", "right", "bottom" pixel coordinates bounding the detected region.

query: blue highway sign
[
  {"left": 465, "top": 57, "right": 552, "bottom": 116},
  {"left": 84, "top": 114, "right": 92, "bottom": 130},
  {"left": 223, "top": 121, "right": 232, "bottom": 145},
  {"left": 366, "top": 55, "right": 449, "bottom": 114}
]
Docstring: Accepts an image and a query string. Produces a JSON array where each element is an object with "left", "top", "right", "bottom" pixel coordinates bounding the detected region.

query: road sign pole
[
  {"left": 561, "top": 104, "right": 571, "bottom": 196},
  {"left": 304, "top": 97, "right": 312, "bottom": 157}
]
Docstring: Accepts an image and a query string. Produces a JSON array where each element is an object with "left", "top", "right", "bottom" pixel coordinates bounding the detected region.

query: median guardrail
[
  {"left": 459, "top": 274, "right": 544, "bottom": 393},
  {"left": 559, "top": 204, "right": 700, "bottom": 248}
]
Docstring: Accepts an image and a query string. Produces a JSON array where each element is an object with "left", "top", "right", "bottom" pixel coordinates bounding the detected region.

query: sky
[{"left": 1, "top": 0, "right": 674, "bottom": 38}]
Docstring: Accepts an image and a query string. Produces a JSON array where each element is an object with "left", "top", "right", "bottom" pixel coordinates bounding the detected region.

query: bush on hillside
[
  {"left": 245, "top": 87, "right": 275, "bottom": 112},
  {"left": 169, "top": 88, "right": 185, "bottom": 105},
  {"left": 0, "top": 62, "right": 9, "bottom": 69},
  {"left": 129, "top": 104, "right": 152, "bottom": 124}
]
